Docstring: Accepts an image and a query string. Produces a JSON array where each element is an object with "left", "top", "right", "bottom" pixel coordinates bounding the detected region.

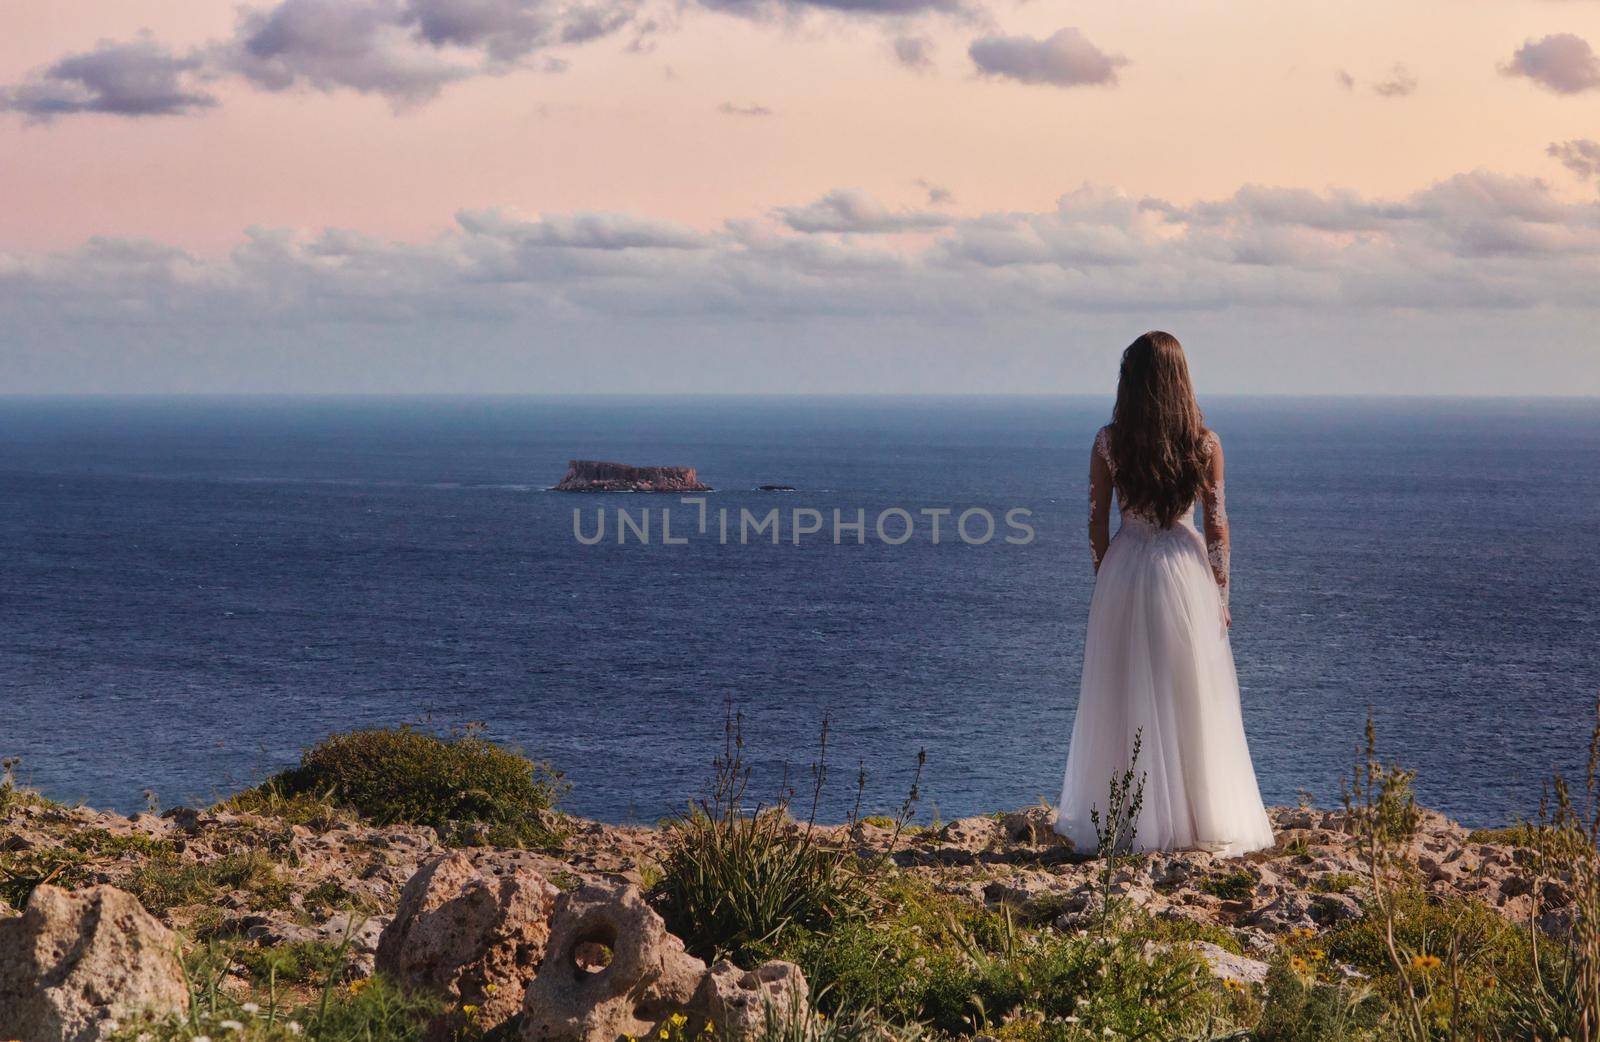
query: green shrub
[
  {"left": 238, "top": 725, "right": 567, "bottom": 847},
  {"left": 1199, "top": 869, "right": 1256, "bottom": 902},
  {"left": 650, "top": 713, "right": 917, "bottom": 965},
  {"left": 1251, "top": 961, "right": 1386, "bottom": 1042},
  {"left": 1308, "top": 872, "right": 1364, "bottom": 894}
]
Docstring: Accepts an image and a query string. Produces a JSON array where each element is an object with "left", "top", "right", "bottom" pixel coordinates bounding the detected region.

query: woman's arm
[
  {"left": 1200, "top": 431, "right": 1231, "bottom": 625},
  {"left": 1088, "top": 433, "right": 1113, "bottom": 572}
]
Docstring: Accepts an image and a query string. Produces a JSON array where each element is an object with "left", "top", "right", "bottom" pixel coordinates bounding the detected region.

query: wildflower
[
  {"left": 241, "top": 1002, "right": 261, "bottom": 1015},
  {"left": 670, "top": 1014, "right": 689, "bottom": 1027},
  {"left": 463, "top": 1005, "right": 480, "bottom": 1016},
  {"left": 287, "top": 1025, "right": 303, "bottom": 1037},
  {"left": 485, "top": 983, "right": 499, "bottom": 995},
  {"left": 1289, "top": 956, "right": 1311, "bottom": 974},
  {"left": 1223, "top": 978, "right": 1244, "bottom": 992},
  {"left": 347, "top": 977, "right": 372, "bottom": 995},
  {"left": 1308, "top": 948, "right": 1325, "bottom": 961},
  {"left": 1410, "top": 954, "right": 1442, "bottom": 971},
  {"left": 220, "top": 1022, "right": 245, "bottom": 1032}
]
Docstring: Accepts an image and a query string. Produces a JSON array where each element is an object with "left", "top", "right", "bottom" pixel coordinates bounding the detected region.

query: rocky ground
[
  {"left": 1, "top": 794, "right": 1550, "bottom": 975},
  {"left": 0, "top": 789, "right": 1567, "bottom": 1041}
]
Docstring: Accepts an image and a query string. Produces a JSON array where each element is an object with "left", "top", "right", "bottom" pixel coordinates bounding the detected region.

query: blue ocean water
[{"left": 1, "top": 396, "right": 1596, "bottom": 829}]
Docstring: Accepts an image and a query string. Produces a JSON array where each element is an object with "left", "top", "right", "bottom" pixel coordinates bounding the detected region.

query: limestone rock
[
  {"left": 0, "top": 884, "right": 189, "bottom": 1042},
  {"left": 701, "top": 960, "right": 810, "bottom": 1039},
  {"left": 521, "top": 882, "right": 708, "bottom": 1042},
  {"left": 377, "top": 852, "right": 558, "bottom": 1035},
  {"left": 1191, "top": 941, "right": 1270, "bottom": 985}
]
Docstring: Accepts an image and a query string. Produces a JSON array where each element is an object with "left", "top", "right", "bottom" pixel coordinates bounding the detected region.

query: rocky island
[{"left": 554, "top": 460, "right": 711, "bottom": 492}]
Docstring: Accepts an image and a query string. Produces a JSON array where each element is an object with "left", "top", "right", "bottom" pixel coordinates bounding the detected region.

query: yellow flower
[
  {"left": 463, "top": 1005, "right": 480, "bottom": 1016},
  {"left": 1295, "top": 927, "right": 1317, "bottom": 939},
  {"left": 1410, "top": 954, "right": 1443, "bottom": 972},
  {"left": 1222, "top": 978, "right": 1244, "bottom": 992},
  {"left": 346, "top": 978, "right": 372, "bottom": 996},
  {"left": 485, "top": 983, "right": 498, "bottom": 995},
  {"left": 670, "top": 1014, "right": 689, "bottom": 1027},
  {"left": 659, "top": 1030, "right": 669, "bottom": 1039},
  {"left": 1308, "top": 948, "right": 1326, "bottom": 961},
  {"left": 1289, "top": 956, "right": 1311, "bottom": 974}
]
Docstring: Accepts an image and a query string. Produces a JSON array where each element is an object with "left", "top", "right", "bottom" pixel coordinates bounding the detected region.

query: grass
[
  {"left": 1199, "top": 869, "right": 1256, "bottom": 902},
  {"left": 228, "top": 724, "right": 568, "bottom": 848},
  {"left": 0, "top": 845, "right": 94, "bottom": 909},
  {"left": 649, "top": 713, "right": 889, "bottom": 964},
  {"left": 1308, "top": 872, "right": 1364, "bottom": 894},
  {"left": 127, "top": 849, "right": 295, "bottom": 916}
]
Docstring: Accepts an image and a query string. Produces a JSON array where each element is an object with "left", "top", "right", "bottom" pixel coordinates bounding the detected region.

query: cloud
[
  {"left": 916, "top": 178, "right": 953, "bottom": 205},
  {"left": 1501, "top": 33, "right": 1600, "bottom": 94},
  {"left": 1335, "top": 69, "right": 1355, "bottom": 90},
  {"left": 1372, "top": 63, "right": 1417, "bottom": 97},
  {"left": 968, "top": 27, "right": 1126, "bottom": 88},
  {"left": 893, "top": 35, "right": 935, "bottom": 70},
  {"left": 775, "top": 188, "right": 954, "bottom": 232},
  {"left": 1549, "top": 139, "right": 1600, "bottom": 183},
  {"left": 696, "top": 0, "right": 968, "bottom": 19},
  {"left": 718, "top": 101, "right": 774, "bottom": 116},
  {"left": 0, "top": 38, "right": 217, "bottom": 120},
  {"left": 455, "top": 207, "right": 710, "bottom": 249},
  {"left": 6, "top": 169, "right": 1600, "bottom": 354},
  {"left": 3, "top": 0, "right": 641, "bottom": 117}
]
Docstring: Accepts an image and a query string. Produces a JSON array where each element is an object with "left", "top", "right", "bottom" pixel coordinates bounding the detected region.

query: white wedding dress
[{"left": 1055, "top": 426, "right": 1274, "bottom": 857}]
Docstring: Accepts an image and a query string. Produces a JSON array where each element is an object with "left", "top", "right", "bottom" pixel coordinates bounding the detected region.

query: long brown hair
[{"left": 1107, "top": 331, "right": 1210, "bottom": 528}]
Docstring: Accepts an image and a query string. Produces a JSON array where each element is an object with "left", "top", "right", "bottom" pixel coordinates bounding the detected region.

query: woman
[{"left": 1055, "top": 331, "right": 1273, "bottom": 857}]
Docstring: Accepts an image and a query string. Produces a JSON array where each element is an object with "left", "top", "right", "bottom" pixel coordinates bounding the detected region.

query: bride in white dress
[{"left": 1055, "top": 331, "right": 1274, "bottom": 857}]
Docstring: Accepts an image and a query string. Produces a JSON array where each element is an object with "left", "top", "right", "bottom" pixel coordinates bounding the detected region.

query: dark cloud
[
  {"left": 718, "top": 101, "right": 774, "bottom": 116},
  {"left": 916, "top": 178, "right": 953, "bottom": 205},
  {"left": 0, "top": 38, "right": 217, "bottom": 120},
  {"left": 5, "top": 0, "right": 640, "bottom": 118},
  {"left": 775, "top": 188, "right": 953, "bottom": 232},
  {"left": 893, "top": 35, "right": 935, "bottom": 70},
  {"left": 1373, "top": 63, "right": 1417, "bottom": 97},
  {"left": 404, "top": 0, "right": 616, "bottom": 61},
  {"left": 226, "top": 0, "right": 468, "bottom": 104},
  {"left": 968, "top": 28, "right": 1125, "bottom": 88},
  {"left": 696, "top": 0, "right": 968, "bottom": 20},
  {"left": 1549, "top": 139, "right": 1600, "bottom": 183},
  {"left": 1501, "top": 33, "right": 1600, "bottom": 94}
]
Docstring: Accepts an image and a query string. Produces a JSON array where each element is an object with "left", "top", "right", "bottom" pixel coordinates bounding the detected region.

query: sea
[{"left": 1, "top": 395, "right": 1596, "bottom": 829}]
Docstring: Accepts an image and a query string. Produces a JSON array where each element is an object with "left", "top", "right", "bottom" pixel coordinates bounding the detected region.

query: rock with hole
[{"left": 520, "top": 881, "right": 708, "bottom": 1042}]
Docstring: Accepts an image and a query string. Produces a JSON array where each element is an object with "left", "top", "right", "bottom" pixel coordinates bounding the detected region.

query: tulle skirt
[{"left": 1055, "top": 517, "right": 1274, "bottom": 857}]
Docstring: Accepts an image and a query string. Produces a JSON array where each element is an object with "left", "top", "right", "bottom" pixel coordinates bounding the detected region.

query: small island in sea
[{"left": 553, "top": 459, "right": 712, "bottom": 492}]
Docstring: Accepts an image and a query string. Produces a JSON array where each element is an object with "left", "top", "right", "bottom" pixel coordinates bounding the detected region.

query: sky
[{"left": 2, "top": 0, "right": 1599, "bottom": 394}]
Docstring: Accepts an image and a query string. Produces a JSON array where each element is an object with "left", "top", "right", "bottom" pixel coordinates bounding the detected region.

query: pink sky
[
  {"left": 2, "top": 0, "right": 1598, "bottom": 393},
  {"left": 4, "top": 0, "right": 1598, "bottom": 252}
]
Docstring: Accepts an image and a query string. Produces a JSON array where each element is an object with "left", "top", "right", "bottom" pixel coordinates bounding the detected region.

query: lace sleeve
[
  {"left": 1200, "top": 430, "right": 1230, "bottom": 610},
  {"left": 1088, "top": 426, "right": 1114, "bottom": 572}
]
